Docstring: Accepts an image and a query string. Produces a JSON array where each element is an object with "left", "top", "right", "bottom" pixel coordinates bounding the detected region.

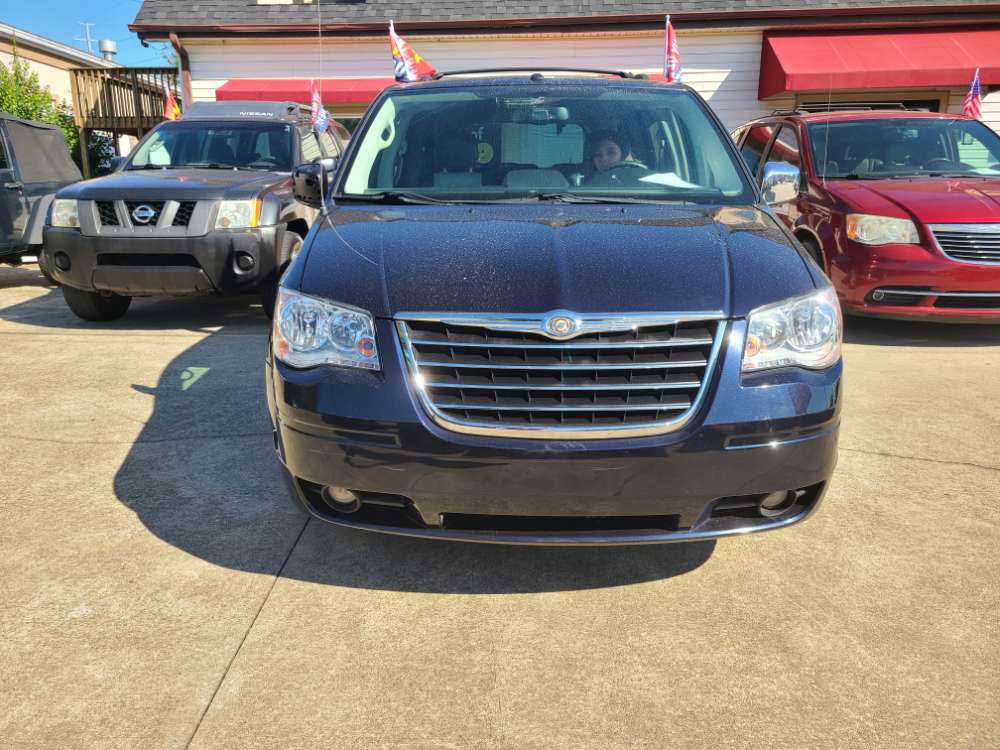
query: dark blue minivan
[{"left": 266, "top": 72, "right": 842, "bottom": 545}]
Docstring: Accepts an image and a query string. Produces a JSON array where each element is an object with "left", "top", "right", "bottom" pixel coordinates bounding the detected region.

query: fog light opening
[
  {"left": 321, "top": 486, "right": 362, "bottom": 514},
  {"left": 235, "top": 252, "right": 255, "bottom": 271},
  {"left": 54, "top": 252, "right": 71, "bottom": 271},
  {"left": 758, "top": 491, "right": 797, "bottom": 518}
]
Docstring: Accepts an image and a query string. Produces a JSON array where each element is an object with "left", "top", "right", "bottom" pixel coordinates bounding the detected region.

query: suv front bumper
[
  {"left": 44, "top": 226, "right": 278, "bottom": 296},
  {"left": 266, "top": 319, "right": 842, "bottom": 545}
]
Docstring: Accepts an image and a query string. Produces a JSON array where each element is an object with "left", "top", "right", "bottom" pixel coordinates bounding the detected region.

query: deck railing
[{"left": 69, "top": 67, "right": 179, "bottom": 133}]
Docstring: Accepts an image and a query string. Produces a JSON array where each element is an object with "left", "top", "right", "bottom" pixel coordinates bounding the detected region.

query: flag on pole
[
  {"left": 163, "top": 83, "right": 180, "bottom": 120},
  {"left": 310, "top": 79, "right": 329, "bottom": 132},
  {"left": 389, "top": 20, "right": 437, "bottom": 82},
  {"left": 964, "top": 68, "right": 983, "bottom": 120},
  {"left": 663, "top": 15, "right": 683, "bottom": 84}
]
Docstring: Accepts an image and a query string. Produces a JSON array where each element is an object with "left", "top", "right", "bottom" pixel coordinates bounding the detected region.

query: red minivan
[{"left": 733, "top": 110, "right": 1000, "bottom": 321}]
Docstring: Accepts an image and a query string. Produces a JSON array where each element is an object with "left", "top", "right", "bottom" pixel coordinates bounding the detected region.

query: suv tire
[
  {"left": 260, "top": 231, "right": 303, "bottom": 318},
  {"left": 62, "top": 286, "right": 132, "bottom": 321}
]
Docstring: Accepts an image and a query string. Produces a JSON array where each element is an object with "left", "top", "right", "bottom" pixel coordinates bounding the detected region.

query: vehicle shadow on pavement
[
  {"left": 843, "top": 315, "right": 1000, "bottom": 347},
  {"left": 0, "top": 289, "right": 715, "bottom": 593}
]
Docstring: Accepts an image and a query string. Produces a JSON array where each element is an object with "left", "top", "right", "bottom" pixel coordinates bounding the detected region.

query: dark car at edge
[{"left": 266, "top": 72, "right": 843, "bottom": 545}]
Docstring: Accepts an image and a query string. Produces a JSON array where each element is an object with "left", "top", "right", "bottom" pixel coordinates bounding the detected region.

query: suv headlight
[
  {"left": 273, "top": 288, "right": 380, "bottom": 370},
  {"left": 50, "top": 199, "right": 80, "bottom": 228},
  {"left": 742, "top": 287, "right": 842, "bottom": 373},
  {"left": 215, "top": 199, "right": 261, "bottom": 229},
  {"left": 846, "top": 214, "right": 919, "bottom": 245}
]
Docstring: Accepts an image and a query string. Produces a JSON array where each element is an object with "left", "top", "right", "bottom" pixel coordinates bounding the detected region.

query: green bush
[{"left": 0, "top": 43, "right": 113, "bottom": 174}]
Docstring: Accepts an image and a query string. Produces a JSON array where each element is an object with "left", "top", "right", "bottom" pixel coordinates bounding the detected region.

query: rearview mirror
[
  {"left": 761, "top": 162, "right": 801, "bottom": 205},
  {"left": 293, "top": 157, "right": 338, "bottom": 209}
]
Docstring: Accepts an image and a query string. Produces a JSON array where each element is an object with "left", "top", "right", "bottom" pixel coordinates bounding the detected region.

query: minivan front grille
[
  {"left": 931, "top": 224, "right": 1000, "bottom": 264},
  {"left": 397, "top": 313, "right": 724, "bottom": 439}
]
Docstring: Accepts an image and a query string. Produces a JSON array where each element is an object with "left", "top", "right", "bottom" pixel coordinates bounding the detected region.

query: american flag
[
  {"left": 964, "top": 68, "right": 983, "bottom": 120},
  {"left": 663, "top": 15, "right": 683, "bottom": 84},
  {"left": 310, "top": 79, "right": 329, "bottom": 132}
]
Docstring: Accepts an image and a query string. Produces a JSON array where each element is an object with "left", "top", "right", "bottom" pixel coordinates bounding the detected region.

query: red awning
[
  {"left": 759, "top": 28, "right": 1000, "bottom": 99},
  {"left": 215, "top": 78, "right": 397, "bottom": 105}
]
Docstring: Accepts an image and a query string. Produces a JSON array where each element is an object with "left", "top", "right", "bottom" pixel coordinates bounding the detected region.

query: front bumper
[
  {"left": 43, "top": 226, "right": 278, "bottom": 296},
  {"left": 267, "top": 318, "right": 842, "bottom": 545},
  {"left": 829, "top": 240, "right": 1000, "bottom": 321}
]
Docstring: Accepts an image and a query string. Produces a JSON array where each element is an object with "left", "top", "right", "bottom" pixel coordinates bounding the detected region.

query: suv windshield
[
  {"left": 338, "top": 82, "right": 753, "bottom": 203},
  {"left": 808, "top": 117, "right": 1000, "bottom": 179},
  {"left": 127, "top": 121, "right": 294, "bottom": 171}
]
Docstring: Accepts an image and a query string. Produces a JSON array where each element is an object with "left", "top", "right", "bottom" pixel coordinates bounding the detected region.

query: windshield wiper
[
  {"left": 184, "top": 163, "right": 248, "bottom": 171},
  {"left": 334, "top": 191, "right": 462, "bottom": 204},
  {"left": 535, "top": 192, "right": 691, "bottom": 204}
]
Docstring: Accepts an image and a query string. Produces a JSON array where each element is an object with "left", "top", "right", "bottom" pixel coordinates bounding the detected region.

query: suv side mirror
[
  {"left": 110, "top": 156, "right": 125, "bottom": 171},
  {"left": 292, "top": 157, "right": 337, "bottom": 209},
  {"left": 761, "top": 162, "right": 801, "bottom": 205}
]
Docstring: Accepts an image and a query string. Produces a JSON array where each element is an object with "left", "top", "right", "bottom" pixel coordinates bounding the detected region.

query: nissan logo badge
[{"left": 131, "top": 204, "right": 156, "bottom": 224}]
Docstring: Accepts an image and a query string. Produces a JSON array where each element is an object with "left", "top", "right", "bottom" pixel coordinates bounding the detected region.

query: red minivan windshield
[{"left": 807, "top": 118, "right": 1000, "bottom": 179}]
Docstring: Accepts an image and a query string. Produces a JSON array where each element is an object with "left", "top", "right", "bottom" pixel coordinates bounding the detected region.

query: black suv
[
  {"left": 1, "top": 113, "right": 82, "bottom": 283},
  {"left": 267, "top": 72, "right": 843, "bottom": 545},
  {"left": 44, "top": 101, "right": 349, "bottom": 320}
]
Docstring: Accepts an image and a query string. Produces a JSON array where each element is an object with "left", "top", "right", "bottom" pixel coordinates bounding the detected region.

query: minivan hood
[
  {"left": 57, "top": 168, "right": 287, "bottom": 201},
  {"left": 831, "top": 177, "right": 1000, "bottom": 224},
  {"left": 297, "top": 203, "right": 815, "bottom": 319}
]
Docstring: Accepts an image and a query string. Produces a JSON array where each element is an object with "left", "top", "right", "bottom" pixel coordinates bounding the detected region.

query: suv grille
[
  {"left": 931, "top": 224, "right": 1000, "bottom": 264},
  {"left": 97, "top": 201, "right": 119, "bottom": 226},
  {"left": 125, "top": 201, "right": 165, "bottom": 226},
  {"left": 172, "top": 201, "right": 197, "bottom": 227},
  {"left": 397, "top": 313, "right": 724, "bottom": 439}
]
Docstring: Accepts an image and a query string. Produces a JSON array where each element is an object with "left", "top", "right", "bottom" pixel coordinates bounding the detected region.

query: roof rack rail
[
  {"left": 779, "top": 103, "right": 912, "bottom": 115},
  {"left": 430, "top": 68, "right": 643, "bottom": 80}
]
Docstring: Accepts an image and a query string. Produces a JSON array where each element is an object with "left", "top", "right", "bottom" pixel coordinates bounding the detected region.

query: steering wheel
[
  {"left": 922, "top": 157, "right": 966, "bottom": 172},
  {"left": 607, "top": 159, "right": 648, "bottom": 171}
]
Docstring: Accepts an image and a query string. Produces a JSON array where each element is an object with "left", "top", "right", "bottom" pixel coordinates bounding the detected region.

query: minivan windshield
[
  {"left": 807, "top": 117, "right": 1000, "bottom": 179},
  {"left": 337, "top": 83, "right": 753, "bottom": 204},
  {"left": 127, "top": 121, "right": 294, "bottom": 171}
]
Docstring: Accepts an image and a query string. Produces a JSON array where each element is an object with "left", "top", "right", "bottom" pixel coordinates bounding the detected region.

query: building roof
[
  {"left": 0, "top": 23, "right": 117, "bottom": 68},
  {"left": 132, "top": 0, "right": 1000, "bottom": 34}
]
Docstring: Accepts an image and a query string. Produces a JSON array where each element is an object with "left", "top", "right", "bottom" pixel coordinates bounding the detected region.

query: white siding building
[{"left": 131, "top": 1, "right": 1000, "bottom": 131}]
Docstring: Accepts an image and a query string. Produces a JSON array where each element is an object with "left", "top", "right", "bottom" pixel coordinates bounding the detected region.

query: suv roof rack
[
  {"left": 430, "top": 68, "right": 646, "bottom": 81},
  {"left": 773, "top": 104, "right": 912, "bottom": 115}
]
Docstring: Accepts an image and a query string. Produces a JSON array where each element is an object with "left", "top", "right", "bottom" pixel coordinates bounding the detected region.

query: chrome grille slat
[
  {"left": 931, "top": 224, "right": 1000, "bottom": 265},
  {"left": 397, "top": 313, "right": 724, "bottom": 439}
]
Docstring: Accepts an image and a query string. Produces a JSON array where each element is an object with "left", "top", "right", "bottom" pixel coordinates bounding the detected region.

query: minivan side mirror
[
  {"left": 292, "top": 157, "right": 338, "bottom": 209},
  {"left": 110, "top": 156, "right": 125, "bottom": 171},
  {"left": 761, "top": 162, "right": 801, "bottom": 205}
]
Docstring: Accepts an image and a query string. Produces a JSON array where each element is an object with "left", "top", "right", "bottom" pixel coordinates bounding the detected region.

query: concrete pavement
[{"left": 1, "top": 264, "right": 997, "bottom": 749}]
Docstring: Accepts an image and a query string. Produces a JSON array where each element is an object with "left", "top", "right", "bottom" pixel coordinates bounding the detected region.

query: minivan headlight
[
  {"left": 846, "top": 214, "right": 919, "bottom": 245},
  {"left": 50, "top": 199, "right": 80, "bottom": 228},
  {"left": 215, "top": 199, "right": 261, "bottom": 229},
  {"left": 273, "top": 288, "right": 380, "bottom": 370},
  {"left": 742, "top": 287, "right": 842, "bottom": 373}
]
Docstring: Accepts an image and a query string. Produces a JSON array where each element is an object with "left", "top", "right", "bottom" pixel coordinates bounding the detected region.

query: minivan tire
[
  {"left": 62, "top": 286, "right": 132, "bottom": 321},
  {"left": 260, "top": 232, "right": 303, "bottom": 318},
  {"left": 799, "top": 236, "right": 825, "bottom": 273}
]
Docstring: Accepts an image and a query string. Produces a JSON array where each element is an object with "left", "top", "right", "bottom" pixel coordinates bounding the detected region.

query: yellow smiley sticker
[{"left": 477, "top": 142, "right": 495, "bottom": 165}]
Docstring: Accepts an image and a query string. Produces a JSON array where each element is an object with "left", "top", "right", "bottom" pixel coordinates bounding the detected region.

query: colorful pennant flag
[
  {"left": 663, "top": 15, "right": 683, "bottom": 84},
  {"left": 389, "top": 21, "right": 437, "bottom": 82},
  {"left": 311, "top": 79, "right": 329, "bottom": 132},
  {"left": 163, "top": 83, "right": 180, "bottom": 120},
  {"left": 964, "top": 68, "right": 983, "bottom": 120}
]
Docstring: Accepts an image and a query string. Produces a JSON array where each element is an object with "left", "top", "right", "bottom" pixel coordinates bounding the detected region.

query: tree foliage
[{"left": 0, "top": 42, "right": 114, "bottom": 174}]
